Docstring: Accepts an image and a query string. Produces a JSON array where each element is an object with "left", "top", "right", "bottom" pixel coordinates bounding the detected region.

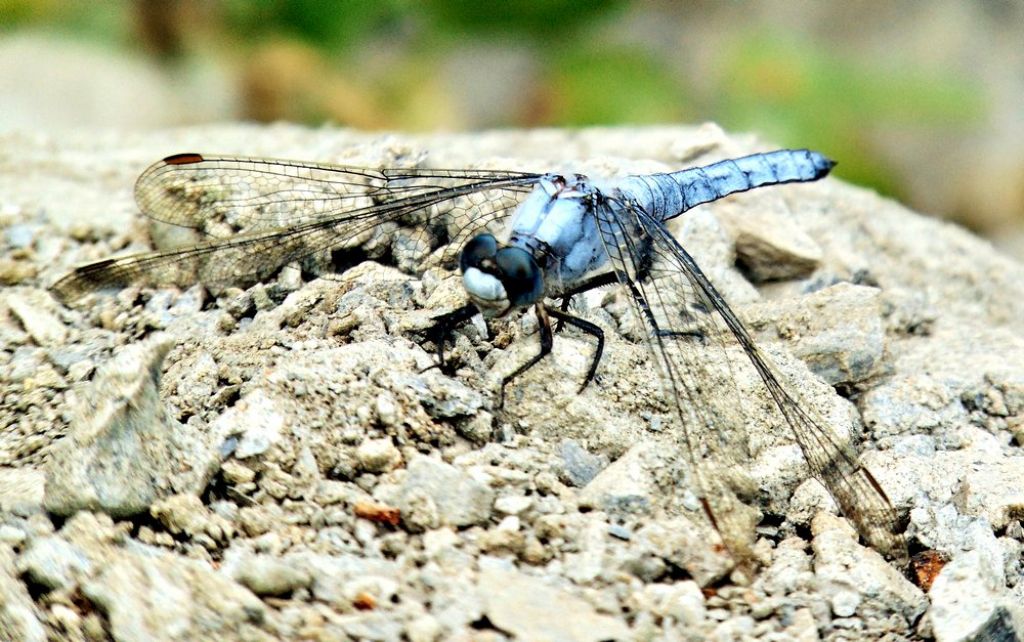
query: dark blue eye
[
  {"left": 460, "top": 234, "right": 498, "bottom": 273},
  {"left": 495, "top": 247, "right": 543, "bottom": 306}
]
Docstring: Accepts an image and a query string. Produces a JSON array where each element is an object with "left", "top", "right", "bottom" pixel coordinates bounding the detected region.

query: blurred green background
[{"left": 2, "top": 0, "right": 1022, "bottom": 253}]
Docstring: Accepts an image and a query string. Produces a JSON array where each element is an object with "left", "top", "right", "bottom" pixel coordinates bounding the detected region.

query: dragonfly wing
[
  {"left": 593, "top": 198, "right": 908, "bottom": 571},
  {"left": 54, "top": 155, "right": 540, "bottom": 303},
  {"left": 134, "top": 154, "right": 538, "bottom": 234}
]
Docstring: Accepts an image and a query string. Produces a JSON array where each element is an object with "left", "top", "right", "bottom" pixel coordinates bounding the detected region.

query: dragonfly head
[{"left": 460, "top": 233, "right": 544, "bottom": 317}]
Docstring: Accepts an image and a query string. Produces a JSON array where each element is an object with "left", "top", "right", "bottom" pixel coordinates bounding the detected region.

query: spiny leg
[
  {"left": 553, "top": 271, "right": 619, "bottom": 333},
  {"left": 552, "top": 242, "right": 654, "bottom": 333},
  {"left": 546, "top": 307, "right": 604, "bottom": 392},
  {"left": 498, "top": 305, "right": 606, "bottom": 406},
  {"left": 621, "top": 279, "right": 706, "bottom": 343},
  {"left": 498, "top": 303, "right": 554, "bottom": 406}
]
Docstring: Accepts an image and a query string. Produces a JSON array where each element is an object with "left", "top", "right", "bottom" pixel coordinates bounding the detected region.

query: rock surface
[
  {"left": 478, "top": 558, "right": 632, "bottom": 642},
  {"left": 0, "top": 546, "right": 46, "bottom": 642},
  {"left": 42, "top": 335, "right": 226, "bottom": 518},
  {"left": 0, "top": 123, "right": 1022, "bottom": 640}
]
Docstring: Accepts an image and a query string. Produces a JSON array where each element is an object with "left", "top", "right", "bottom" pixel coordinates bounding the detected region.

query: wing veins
[
  {"left": 633, "top": 205, "right": 908, "bottom": 563},
  {"left": 55, "top": 169, "right": 538, "bottom": 302}
]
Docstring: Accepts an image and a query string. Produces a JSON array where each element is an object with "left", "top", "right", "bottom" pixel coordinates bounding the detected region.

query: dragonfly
[{"left": 52, "top": 149, "right": 909, "bottom": 573}]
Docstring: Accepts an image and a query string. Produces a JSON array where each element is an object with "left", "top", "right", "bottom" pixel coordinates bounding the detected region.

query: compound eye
[
  {"left": 495, "top": 247, "right": 543, "bottom": 307},
  {"left": 460, "top": 234, "right": 498, "bottom": 273}
]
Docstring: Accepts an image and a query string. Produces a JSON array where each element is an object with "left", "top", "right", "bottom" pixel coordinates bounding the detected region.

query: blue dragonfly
[{"left": 53, "top": 148, "right": 908, "bottom": 572}]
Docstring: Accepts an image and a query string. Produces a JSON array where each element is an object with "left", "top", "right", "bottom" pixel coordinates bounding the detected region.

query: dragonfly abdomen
[{"left": 620, "top": 149, "right": 835, "bottom": 221}]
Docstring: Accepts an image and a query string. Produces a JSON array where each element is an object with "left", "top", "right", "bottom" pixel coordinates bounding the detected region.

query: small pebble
[
  {"left": 831, "top": 589, "right": 861, "bottom": 617},
  {"left": 494, "top": 495, "right": 532, "bottom": 515},
  {"left": 0, "top": 525, "right": 26, "bottom": 546},
  {"left": 356, "top": 438, "right": 401, "bottom": 473},
  {"left": 608, "top": 524, "right": 632, "bottom": 540}
]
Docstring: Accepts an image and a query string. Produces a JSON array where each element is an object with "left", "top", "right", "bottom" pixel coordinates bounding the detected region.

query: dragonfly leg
[
  {"left": 498, "top": 304, "right": 555, "bottom": 406},
  {"left": 418, "top": 303, "right": 478, "bottom": 375},
  {"left": 546, "top": 307, "right": 605, "bottom": 392},
  {"left": 552, "top": 271, "right": 619, "bottom": 333},
  {"left": 654, "top": 328, "right": 706, "bottom": 342},
  {"left": 554, "top": 296, "right": 572, "bottom": 333}
]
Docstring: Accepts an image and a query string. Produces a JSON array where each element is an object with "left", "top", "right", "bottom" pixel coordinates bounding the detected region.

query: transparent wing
[
  {"left": 594, "top": 198, "right": 908, "bottom": 570},
  {"left": 53, "top": 154, "right": 540, "bottom": 302}
]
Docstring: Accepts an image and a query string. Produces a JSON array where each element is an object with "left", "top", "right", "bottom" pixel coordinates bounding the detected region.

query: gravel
[{"left": 0, "top": 123, "right": 1022, "bottom": 640}]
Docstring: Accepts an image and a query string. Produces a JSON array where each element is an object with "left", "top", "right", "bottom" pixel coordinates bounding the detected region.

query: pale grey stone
[
  {"left": 5, "top": 290, "right": 67, "bottom": 347},
  {"left": 631, "top": 516, "right": 733, "bottom": 587},
  {"left": 559, "top": 439, "right": 608, "bottom": 488},
  {"left": 224, "top": 553, "right": 312, "bottom": 597},
  {"left": 387, "top": 369, "right": 486, "bottom": 420},
  {"left": 953, "top": 458, "right": 1024, "bottom": 530},
  {"left": 478, "top": 560, "right": 631, "bottom": 642},
  {"left": 150, "top": 494, "right": 233, "bottom": 544},
  {"left": 17, "top": 536, "right": 92, "bottom": 591},
  {"left": 299, "top": 553, "right": 402, "bottom": 609},
  {"left": 494, "top": 494, "right": 532, "bottom": 516},
  {"left": 633, "top": 580, "right": 707, "bottom": 628},
  {"left": 721, "top": 203, "right": 823, "bottom": 282},
  {"left": 0, "top": 468, "right": 44, "bottom": 515},
  {"left": 909, "top": 501, "right": 1006, "bottom": 572},
  {"left": 397, "top": 456, "right": 494, "bottom": 529},
  {"left": 757, "top": 537, "right": 815, "bottom": 597},
  {"left": 43, "top": 335, "right": 222, "bottom": 517},
  {"left": 216, "top": 388, "right": 286, "bottom": 459},
  {"left": 830, "top": 589, "right": 862, "bottom": 618},
  {"left": 0, "top": 526, "right": 26, "bottom": 547},
  {"left": 745, "top": 282, "right": 885, "bottom": 385},
  {"left": 406, "top": 614, "right": 442, "bottom": 642},
  {"left": 927, "top": 549, "right": 1024, "bottom": 642},
  {"left": 0, "top": 546, "right": 46, "bottom": 642},
  {"left": 4, "top": 224, "right": 35, "bottom": 249},
  {"left": 83, "top": 549, "right": 265, "bottom": 642},
  {"left": 335, "top": 612, "right": 405, "bottom": 641},
  {"left": 578, "top": 443, "right": 655, "bottom": 513},
  {"left": 356, "top": 437, "right": 402, "bottom": 473},
  {"left": 811, "top": 513, "right": 926, "bottom": 633},
  {"left": 563, "top": 513, "right": 609, "bottom": 584}
]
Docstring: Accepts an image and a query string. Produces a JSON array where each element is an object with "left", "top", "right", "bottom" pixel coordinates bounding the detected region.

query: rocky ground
[{"left": 0, "top": 124, "right": 1022, "bottom": 641}]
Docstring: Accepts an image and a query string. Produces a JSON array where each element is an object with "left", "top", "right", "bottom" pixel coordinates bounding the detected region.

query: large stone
[
  {"left": 0, "top": 546, "right": 46, "bottom": 642},
  {"left": 478, "top": 559, "right": 631, "bottom": 642},
  {"left": 811, "top": 513, "right": 927, "bottom": 635},
  {"left": 578, "top": 443, "right": 656, "bottom": 514},
  {"left": 395, "top": 455, "right": 494, "bottom": 530},
  {"left": 44, "top": 336, "right": 224, "bottom": 517},
  {"left": 953, "top": 458, "right": 1024, "bottom": 530},
  {"left": 0, "top": 468, "right": 45, "bottom": 516},
  {"left": 927, "top": 550, "right": 1024, "bottom": 642},
  {"left": 83, "top": 550, "right": 266, "bottom": 642}
]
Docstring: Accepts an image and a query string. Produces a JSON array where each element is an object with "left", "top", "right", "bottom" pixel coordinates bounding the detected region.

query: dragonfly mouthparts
[{"left": 460, "top": 233, "right": 544, "bottom": 317}]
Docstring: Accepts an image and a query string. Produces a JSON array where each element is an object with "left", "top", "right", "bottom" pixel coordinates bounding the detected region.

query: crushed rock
[
  {"left": 478, "top": 557, "right": 632, "bottom": 642},
  {"left": 42, "top": 335, "right": 225, "bottom": 518},
  {"left": 2, "top": 123, "right": 1022, "bottom": 640}
]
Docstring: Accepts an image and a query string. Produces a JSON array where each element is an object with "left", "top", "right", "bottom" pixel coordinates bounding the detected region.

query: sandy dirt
[{"left": 0, "top": 124, "right": 1022, "bottom": 641}]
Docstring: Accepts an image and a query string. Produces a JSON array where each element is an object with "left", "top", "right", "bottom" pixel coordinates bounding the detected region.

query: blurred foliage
[
  {"left": 219, "top": 0, "right": 404, "bottom": 51},
  {"left": 537, "top": 47, "right": 691, "bottom": 126},
  {"left": 216, "top": 0, "right": 626, "bottom": 51},
  {"left": 0, "top": 0, "right": 124, "bottom": 41},
  {"left": 0, "top": 0, "right": 989, "bottom": 202},
  {"left": 715, "top": 33, "right": 985, "bottom": 195},
  {"left": 420, "top": 0, "right": 623, "bottom": 36}
]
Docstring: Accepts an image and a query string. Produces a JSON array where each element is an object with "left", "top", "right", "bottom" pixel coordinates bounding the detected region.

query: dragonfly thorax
[
  {"left": 507, "top": 173, "right": 609, "bottom": 288},
  {"left": 461, "top": 174, "right": 610, "bottom": 317}
]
